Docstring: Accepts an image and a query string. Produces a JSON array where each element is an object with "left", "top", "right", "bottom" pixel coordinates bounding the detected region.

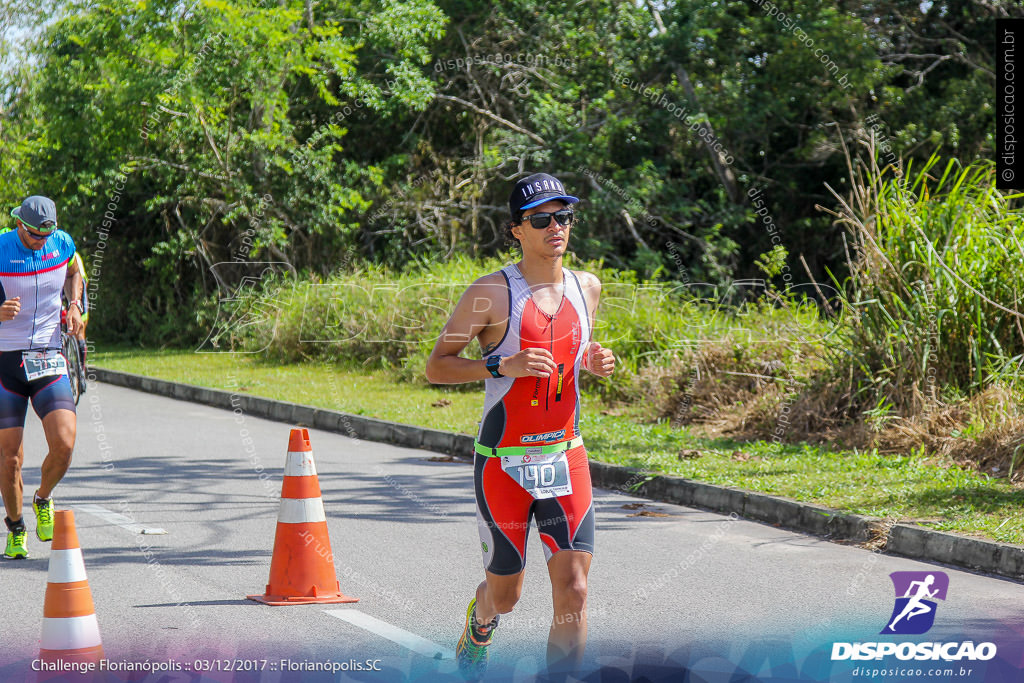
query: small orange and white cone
[
  {"left": 248, "top": 428, "right": 358, "bottom": 605},
  {"left": 38, "top": 510, "right": 104, "bottom": 670}
]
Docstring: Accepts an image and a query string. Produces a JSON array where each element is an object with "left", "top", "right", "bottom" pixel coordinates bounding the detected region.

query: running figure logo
[{"left": 881, "top": 571, "right": 949, "bottom": 635}]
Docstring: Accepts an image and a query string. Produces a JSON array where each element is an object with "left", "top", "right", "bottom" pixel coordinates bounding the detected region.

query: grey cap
[{"left": 11, "top": 195, "right": 58, "bottom": 232}]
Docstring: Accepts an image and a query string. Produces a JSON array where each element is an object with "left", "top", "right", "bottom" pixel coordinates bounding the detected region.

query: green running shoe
[
  {"left": 4, "top": 526, "right": 27, "bottom": 559},
  {"left": 456, "top": 598, "right": 498, "bottom": 680},
  {"left": 34, "top": 497, "right": 55, "bottom": 542}
]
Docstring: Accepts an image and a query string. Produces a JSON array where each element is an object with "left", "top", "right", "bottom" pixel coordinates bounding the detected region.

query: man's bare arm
[
  {"left": 425, "top": 276, "right": 558, "bottom": 384},
  {"left": 64, "top": 257, "right": 83, "bottom": 303},
  {"left": 63, "top": 257, "right": 84, "bottom": 335},
  {"left": 425, "top": 279, "right": 502, "bottom": 384}
]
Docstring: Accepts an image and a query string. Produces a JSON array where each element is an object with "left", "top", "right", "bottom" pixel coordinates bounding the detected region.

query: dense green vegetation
[
  {"left": 2, "top": 3, "right": 1022, "bottom": 495},
  {"left": 210, "top": 252, "right": 827, "bottom": 380},
  {"left": 0, "top": 1, "right": 1010, "bottom": 344},
  {"left": 200, "top": 158, "right": 1024, "bottom": 484}
]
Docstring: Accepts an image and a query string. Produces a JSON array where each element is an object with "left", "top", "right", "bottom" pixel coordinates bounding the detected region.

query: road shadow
[
  {"left": 68, "top": 455, "right": 281, "bottom": 503},
  {"left": 902, "top": 484, "right": 1024, "bottom": 514},
  {"left": 134, "top": 599, "right": 262, "bottom": 608},
  {"left": 82, "top": 546, "right": 268, "bottom": 567},
  {"left": 317, "top": 457, "right": 475, "bottom": 524}
]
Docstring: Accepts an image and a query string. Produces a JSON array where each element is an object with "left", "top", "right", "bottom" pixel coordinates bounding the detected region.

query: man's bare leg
[
  {"left": 546, "top": 550, "right": 592, "bottom": 673},
  {"left": 36, "top": 409, "right": 75, "bottom": 500},
  {"left": 474, "top": 570, "right": 527, "bottom": 627},
  {"left": 0, "top": 428, "right": 25, "bottom": 524}
]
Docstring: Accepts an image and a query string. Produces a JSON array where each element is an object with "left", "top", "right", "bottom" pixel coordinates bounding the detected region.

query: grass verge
[{"left": 92, "top": 347, "right": 1024, "bottom": 545}]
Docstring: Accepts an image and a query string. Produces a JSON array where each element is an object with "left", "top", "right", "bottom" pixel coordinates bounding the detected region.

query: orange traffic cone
[
  {"left": 39, "top": 510, "right": 104, "bottom": 669},
  {"left": 248, "top": 428, "right": 358, "bottom": 605}
]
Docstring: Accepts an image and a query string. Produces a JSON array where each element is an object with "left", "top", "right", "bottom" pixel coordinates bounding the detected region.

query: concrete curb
[{"left": 89, "top": 367, "right": 1024, "bottom": 583}]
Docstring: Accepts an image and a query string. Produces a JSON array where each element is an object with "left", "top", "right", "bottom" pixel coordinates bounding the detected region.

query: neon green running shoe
[
  {"left": 4, "top": 526, "right": 27, "bottom": 559},
  {"left": 34, "top": 497, "right": 55, "bottom": 542},
  {"left": 456, "top": 598, "right": 498, "bottom": 680}
]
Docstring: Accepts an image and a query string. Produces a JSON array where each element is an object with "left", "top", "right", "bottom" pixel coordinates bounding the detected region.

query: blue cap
[{"left": 509, "top": 173, "right": 579, "bottom": 220}]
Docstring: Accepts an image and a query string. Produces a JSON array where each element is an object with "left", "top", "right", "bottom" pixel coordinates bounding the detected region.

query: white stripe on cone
[
  {"left": 46, "top": 549, "right": 88, "bottom": 584},
  {"left": 277, "top": 497, "right": 327, "bottom": 524},
  {"left": 284, "top": 451, "right": 318, "bottom": 477},
  {"left": 40, "top": 615, "right": 102, "bottom": 650}
]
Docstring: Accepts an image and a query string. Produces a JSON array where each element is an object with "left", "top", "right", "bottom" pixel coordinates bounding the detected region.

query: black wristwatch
[{"left": 486, "top": 355, "right": 504, "bottom": 378}]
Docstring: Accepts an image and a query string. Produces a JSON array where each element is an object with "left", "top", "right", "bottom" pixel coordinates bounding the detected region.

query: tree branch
[
  {"left": 645, "top": 0, "right": 740, "bottom": 204},
  {"left": 434, "top": 94, "right": 546, "bottom": 145},
  {"left": 130, "top": 156, "right": 229, "bottom": 181}
]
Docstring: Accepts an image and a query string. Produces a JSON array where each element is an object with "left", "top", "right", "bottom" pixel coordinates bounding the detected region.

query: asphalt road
[{"left": 0, "top": 381, "right": 1022, "bottom": 682}]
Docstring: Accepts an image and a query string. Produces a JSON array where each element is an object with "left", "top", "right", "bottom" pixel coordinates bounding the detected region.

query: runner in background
[{"left": 1, "top": 196, "right": 83, "bottom": 559}]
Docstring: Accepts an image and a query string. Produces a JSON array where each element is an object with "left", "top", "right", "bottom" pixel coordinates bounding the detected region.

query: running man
[
  {"left": 425, "top": 173, "right": 615, "bottom": 678},
  {"left": 888, "top": 574, "right": 938, "bottom": 631},
  {"left": 1, "top": 196, "right": 83, "bottom": 559}
]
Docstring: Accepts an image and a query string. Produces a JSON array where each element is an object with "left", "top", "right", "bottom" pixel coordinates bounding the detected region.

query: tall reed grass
[
  {"left": 822, "top": 150, "right": 1024, "bottom": 416},
  {"left": 226, "top": 253, "right": 830, "bottom": 397}
]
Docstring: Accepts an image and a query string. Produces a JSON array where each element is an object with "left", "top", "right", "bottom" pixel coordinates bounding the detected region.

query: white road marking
[
  {"left": 74, "top": 504, "right": 167, "bottom": 535},
  {"left": 324, "top": 609, "right": 455, "bottom": 660}
]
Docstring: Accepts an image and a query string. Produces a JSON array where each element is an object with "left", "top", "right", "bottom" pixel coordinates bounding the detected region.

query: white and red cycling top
[
  {"left": 476, "top": 264, "right": 591, "bottom": 450},
  {"left": 0, "top": 229, "right": 76, "bottom": 351}
]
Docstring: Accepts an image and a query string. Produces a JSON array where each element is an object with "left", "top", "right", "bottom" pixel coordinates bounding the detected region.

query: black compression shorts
[{"left": 0, "top": 350, "right": 76, "bottom": 429}]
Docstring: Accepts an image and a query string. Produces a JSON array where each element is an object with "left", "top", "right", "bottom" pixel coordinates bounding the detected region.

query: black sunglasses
[
  {"left": 524, "top": 209, "right": 575, "bottom": 229},
  {"left": 19, "top": 220, "right": 53, "bottom": 240}
]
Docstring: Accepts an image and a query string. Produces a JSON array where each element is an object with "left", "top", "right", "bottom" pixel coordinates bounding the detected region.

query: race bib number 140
[{"left": 501, "top": 450, "right": 572, "bottom": 500}]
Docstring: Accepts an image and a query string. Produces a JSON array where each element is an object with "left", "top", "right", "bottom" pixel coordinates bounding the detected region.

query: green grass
[
  {"left": 93, "top": 347, "right": 1024, "bottom": 545},
  {"left": 583, "top": 415, "right": 1024, "bottom": 542}
]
